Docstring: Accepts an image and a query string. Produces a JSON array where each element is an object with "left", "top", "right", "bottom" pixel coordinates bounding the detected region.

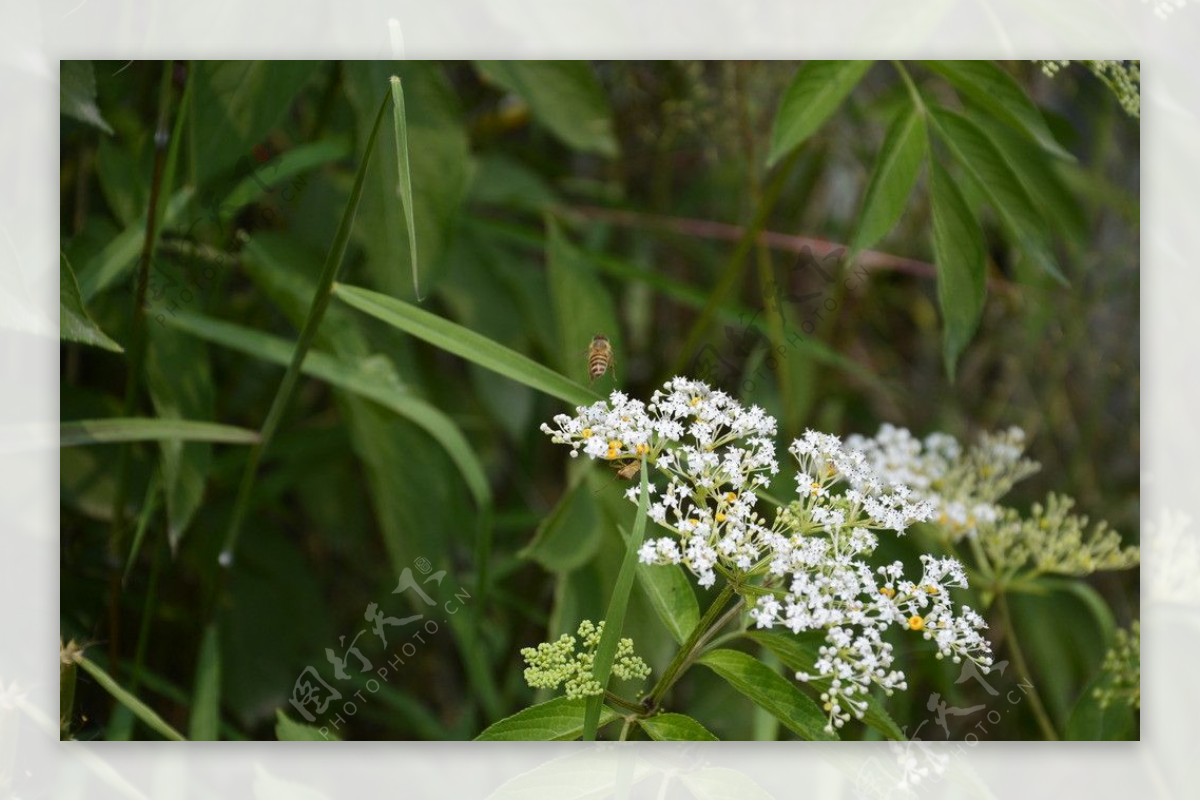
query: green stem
[
  {"left": 220, "top": 85, "right": 393, "bottom": 566},
  {"left": 106, "top": 59, "right": 175, "bottom": 670},
  {"left": 647, "top": 583, "right": 736, "bottom": 707},
  {"left": 996, "top": 591, "right": 1059, "bottom": 740},
  {"left": 604, "top": 690, "right": 645, "bottom": 714},
  {"left": 892, "top": 61, "right": 926, "bottom": 113}
]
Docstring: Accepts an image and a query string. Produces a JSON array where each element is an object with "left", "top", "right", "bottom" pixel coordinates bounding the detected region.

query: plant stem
[
  {"left": 604, "top": 691, "right": 645, "bottom": 714},
  {"left": 106, "top": 59, "right": 175, "bottom": 670},
  {"left": 647, "top": 584, "right": 736, "bottom": 707},
  {"left": 996, "top": 591, "right": 1059, "bottom": 741}
]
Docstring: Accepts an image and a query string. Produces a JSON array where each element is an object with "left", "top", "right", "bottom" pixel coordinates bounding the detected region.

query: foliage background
[{"left": 59, "top": 60, "right": 1138, "bottom": 741}]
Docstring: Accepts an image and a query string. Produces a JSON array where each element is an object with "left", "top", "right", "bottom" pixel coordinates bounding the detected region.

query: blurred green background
[{"left": 59, "top": 60, "right": 1138, "bottom": 740}]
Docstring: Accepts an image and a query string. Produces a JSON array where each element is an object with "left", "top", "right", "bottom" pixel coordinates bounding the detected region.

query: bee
[{"left": 586, "top": 334, "right": 615, "bottom": 383}]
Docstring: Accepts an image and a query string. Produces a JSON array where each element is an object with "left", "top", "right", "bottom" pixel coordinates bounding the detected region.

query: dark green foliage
[{"left": 60, "top": 60, "right": 1137, "bottom": 741}]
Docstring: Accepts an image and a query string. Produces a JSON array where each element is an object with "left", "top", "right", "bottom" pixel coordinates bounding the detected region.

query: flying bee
[{"left": 586, "top": 334, "right": 615, "bottom": 383}]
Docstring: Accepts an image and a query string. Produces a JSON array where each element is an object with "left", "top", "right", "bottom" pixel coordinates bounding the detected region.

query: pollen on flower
[
  {"left": 880, "top": 586, "right": 896, "bottom": 598},
  {"left": 716, "top": 512, "right": 727, "bottom": 523},
  {"left": 582, "top": 428, "right": 592, "bottom": 438},
  {"left": 636, "top": 444, "right": 649, "bottom": 455},
  {"left": 726, "top": 492, "right": 737, "bottom": 502},
  {"left": 908, "top": 615, "right": 925, "bottom": 631}
]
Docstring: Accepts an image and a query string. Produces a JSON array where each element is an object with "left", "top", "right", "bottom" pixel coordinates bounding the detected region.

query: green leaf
[
  {"left": 583, "top": 459, "right": 651, "bottom": 740},
  {"left": 922, "top": 60, "right": 1074, "bottom": 161},
  {"left": 1028, "top": 577, "right": 1116, "bottom": 649},
  {"left": 1065, "top": 673, "right": 1137, "bottom": 740},
  {"left": 929, "top": 157, "right": 987, "bottom": 379},
  {"left": 476, "top": 61, "right": 619, "bottom": 157},
  {"left": 746, "top": 629, "right": 904, "bottom": 741},
  {"left": 546, "top": 217, "right": 621, "bottom": 381},
  {"left": 60, "top": 253, "right": 122, "bottom": 352},
  {"left": 162, "top": 310, "right": 491, "bottom": 513},
  {"left": 333, "top": 282, "right": 599, "bottom": 407},
  {"left": 146, "top": 320, "right": 214, "bottom": 550},
  {"left": 851, "top": 102, "right": 927, "bottom": 253},
  {"left": 77, "top": 188, "right": 193, "bottom": 301},
  {"left": 189, "top": 61, "right": 318, "bottom": 187},
  {"left": 74, "top": 654, "right": 185, "bottom": 741},
  {"left": 389, "top": 76, "right": 422, "bottom": 299},
  {"left": 520, "top": 475, "right": 605, "bottom": 573},
  {"left": 61, "top": 418, "right": 260, "bottom": 447},
  {"left": 698, "top": 648, "right": 836, "bottom": 741},
  {"left": 639, "top": 712, "right": 719, "bottom": 741},
  {"left": 218, "top": 137, "right": 352, "bottom": 223},
  {"left": 636, "top": 562, "right": 699, "bottom": 647},
  {"left": 475, "top": 697, "right": 620, "bottom": 741},
  {"left": 966, "top": 108, "right": 1087, "bottom": 246},
  {"left": 929, "top": 106, "right": 1064, "bottom": 283},
  {"left": 274, "top": 709, "right": 335, "bottom": 741},
  {"left": 768, "top": 61, "right": 871, "bottom": 166},
  {"left": 61, "top": 61, "right": 113, "bottom": 134},
  {"left": 188, "top": 624, "right": 221, "bottom": 740}
]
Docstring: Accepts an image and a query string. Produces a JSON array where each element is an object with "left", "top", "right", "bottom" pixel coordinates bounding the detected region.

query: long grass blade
[
  {"left": 389, "top": 77, "right": 422, "bottom": 300},
  {"left": 582, "top": 455, "right": 650, "bottom": 740},
  {"left": 62, "top": 418, "right": 261, "bottom": 447},
  {"left": 333, "top": 283, "right": 599, "bottom": 407},
  {"left": 164, "top": 310, "right": 492, "bottom": 510},
  {"left": 74, "top": 654, "right": 186, "bottom": 741}
]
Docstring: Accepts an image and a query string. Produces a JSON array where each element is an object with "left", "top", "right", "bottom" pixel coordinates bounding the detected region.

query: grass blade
[
  {"left": 61, "top": 418, "right": 260, "bottom": 447},
  {"left": 188, "top": 623, "right": 221, "bottom": 740},
  {"left": 333, "top": 283, "right": 599, "bottom": 407},
  {"left": 582, "top": 456, "right": 651, "bottom": 740},
  {"left": 122, "top": 471, "right": 161, "bottom": 585},
  {"left": 163, "top": 310, "right": 491, "bottom": 511},
  {"left": 219, "top": 137, "right": 352, "bottom": 223},
  {"left": 74, "top": 653, "right": 186, "bottom": 741},
  {"left": 77, "top": 188, "right": 193, "bottom": 302},
  {"left": 389, "top": 77, "right": 422, "bottom": 300},
  {"left": 222, "top": 83, "right": 393, "bottom": 565}
]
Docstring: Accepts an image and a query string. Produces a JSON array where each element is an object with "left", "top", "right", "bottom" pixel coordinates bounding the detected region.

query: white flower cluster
[
  {"left": 542, "top": 380, "right": 994, "bottom": 732},
  {"left": 846, "top": 424, "right": 1038, "bottom": 542},
  {"left": 542, "top": 377, "right": 779, "bottom": 589},
  {"left": 751, "top": 432, "right": 992, "bottom": 732}
]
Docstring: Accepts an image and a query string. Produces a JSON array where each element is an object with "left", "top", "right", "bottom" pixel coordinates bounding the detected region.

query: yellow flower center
[
  {"left": 726, "top": 492, "right": 737, "bottom": 502},
  {"left": 690, "top": 396, "right": 700, "bottom": 407},
  {"left": 908, "top": 615, "right": 925, "bottom": 631},
  {"left": 924, "top": 584, "right": 940, "bottom": 595},
  {"left": 581, "top": 428, "right": 592, "bottom": 438},
  {"left": 609, "top": 439, "right": 622, "bottom": 450},
  {"left": 715, "top": 512, "right": 727, "bottom": 523},
  {"left": 880, "top": 587, "right": 896, "bottom": 599},
  {"left": 635, "top": 443, "right": 649, "bottom": 455}
]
